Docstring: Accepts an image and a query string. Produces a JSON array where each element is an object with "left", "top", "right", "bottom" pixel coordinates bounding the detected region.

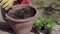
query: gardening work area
[{"left": 0, "top": 0, "right": 60, "bottom": 34}]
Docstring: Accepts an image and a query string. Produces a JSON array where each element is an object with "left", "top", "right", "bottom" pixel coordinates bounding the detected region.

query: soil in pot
[{"left": 9, "top": 8, "right": 36, "bottom": 19}]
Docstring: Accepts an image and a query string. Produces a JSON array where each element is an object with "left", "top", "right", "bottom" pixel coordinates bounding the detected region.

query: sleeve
[
  {"left": 20, "top": 0, "right": 31, "bottom": 4},
  {"left": 15, "top": 0, "right": 31, "bottom": 4}
]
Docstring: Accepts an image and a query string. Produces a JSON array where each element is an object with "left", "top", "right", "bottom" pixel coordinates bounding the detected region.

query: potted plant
[
  {"left": 5, "top": 4, "right": 39, "bottom": 34},
  {"left": 34, "top": 14, "right": 57, "bottom": 34}
]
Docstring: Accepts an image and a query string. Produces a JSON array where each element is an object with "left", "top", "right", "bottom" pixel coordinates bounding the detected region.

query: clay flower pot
[{"left": 5, "top": 4, "right": 39, "bottom": 34}]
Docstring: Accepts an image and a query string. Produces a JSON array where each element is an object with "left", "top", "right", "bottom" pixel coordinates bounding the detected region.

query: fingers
[
  {"left": 14, "top": 0, "right": 17, "bottom": 1},
  {"left": 0, "top": 0, "right": 14, "bottom": 10},
  {"left": 0, "top": 0, "right": 2, "bottom": 2},
  {"left": 2, "top": 0, "right": 14, "bottom": 9},
  {"left": 5, "top": 3, "right": 13, "bottom": 10},
  {"left": 0, "top": 0, "right": 8, "bottom": 6},
  {"left": 2, "top": 1, "right": 12, "bottom": 8}
]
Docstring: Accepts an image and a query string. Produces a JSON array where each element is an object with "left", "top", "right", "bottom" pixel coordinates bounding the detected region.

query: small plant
[
  {"left": 34, "top": 14, "right": 56, "bottom": 30},
  {"left": 34, "top": 14, "right": 57, "bottom": 34}
]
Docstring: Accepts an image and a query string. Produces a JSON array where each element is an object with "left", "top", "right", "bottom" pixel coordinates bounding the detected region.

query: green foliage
[{"left": 34, "top": 14, "right": 57, "bottom": 30}]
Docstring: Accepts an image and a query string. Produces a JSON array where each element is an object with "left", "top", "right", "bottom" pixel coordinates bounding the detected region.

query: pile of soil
[{"left": 10, "top": 8, "right": 36, "bottom": 19}]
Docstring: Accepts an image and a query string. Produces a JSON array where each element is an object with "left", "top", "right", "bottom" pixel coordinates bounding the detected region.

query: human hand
[{"left": 0, "top": 0, "right": 15, "bottom": 10}]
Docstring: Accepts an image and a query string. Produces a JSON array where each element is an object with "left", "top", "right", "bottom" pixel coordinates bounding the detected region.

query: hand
[{"left": 0, "top": 0, "right": 15, "bottom": 10}]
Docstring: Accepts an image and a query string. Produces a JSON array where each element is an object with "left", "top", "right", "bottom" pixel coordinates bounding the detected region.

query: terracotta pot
[{"left": 5, "top": 4, "right": 39, "bottom": 34}]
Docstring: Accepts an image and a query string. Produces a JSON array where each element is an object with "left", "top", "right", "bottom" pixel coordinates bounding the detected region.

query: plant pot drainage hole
[{"left": 10, "top": 8, "right": 36, "bottom": 19}]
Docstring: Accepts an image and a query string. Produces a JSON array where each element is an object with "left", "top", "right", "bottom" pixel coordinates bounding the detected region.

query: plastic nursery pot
[{"left": 5, "top": 4, "right": 39, "bottom": 34}]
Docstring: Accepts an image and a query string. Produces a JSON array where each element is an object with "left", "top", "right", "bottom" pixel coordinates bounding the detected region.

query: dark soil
[
  {"left": 10, "top": 8, "right": 36, "bottom": 19},
  {"left": 31, "top": 26, "right": 52, "bottom": 34}
]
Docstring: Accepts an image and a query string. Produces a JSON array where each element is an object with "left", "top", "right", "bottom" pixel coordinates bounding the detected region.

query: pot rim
[{"left": 5, "top": 4, "right": 39, "bottom": 22}]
